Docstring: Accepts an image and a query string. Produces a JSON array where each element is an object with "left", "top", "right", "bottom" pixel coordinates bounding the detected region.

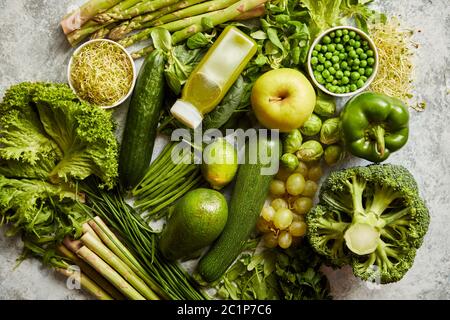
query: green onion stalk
[
  {"left": 80, "top": 181, "right": 208, "bottom": 300},
  {"left": 132, "top": 141, "right": 204, "bottom": 219}
]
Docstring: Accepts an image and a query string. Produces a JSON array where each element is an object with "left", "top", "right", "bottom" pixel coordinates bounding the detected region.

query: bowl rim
[
  {"left": 67, "top": 38, "right": 136, "bottom": 109},
  {"left": 307, "top": 25, "right": 379, "bottom": 98}
]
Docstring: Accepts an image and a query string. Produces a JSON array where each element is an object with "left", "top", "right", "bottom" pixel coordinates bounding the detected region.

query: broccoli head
[{"left": 306, "top": 164, "right": 430, "bottom": 283}]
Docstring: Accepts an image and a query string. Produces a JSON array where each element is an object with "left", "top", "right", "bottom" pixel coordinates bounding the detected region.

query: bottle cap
[{"left": 170, "top": 100, "right": 203, "bottom": 129}]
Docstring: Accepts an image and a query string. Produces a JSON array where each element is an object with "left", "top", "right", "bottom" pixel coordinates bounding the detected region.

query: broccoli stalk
[{"left": 307, "top": 164, "right": 430, "bottom": 283}]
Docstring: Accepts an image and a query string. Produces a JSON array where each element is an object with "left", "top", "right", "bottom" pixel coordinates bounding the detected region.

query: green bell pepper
[{"left": 340, "top": 92, "right": 409, "bottom": 163}]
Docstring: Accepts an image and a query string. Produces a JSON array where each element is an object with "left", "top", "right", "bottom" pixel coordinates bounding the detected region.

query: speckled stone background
[{"left": 0, "top": 0, "right": 449, "bottom": 300}]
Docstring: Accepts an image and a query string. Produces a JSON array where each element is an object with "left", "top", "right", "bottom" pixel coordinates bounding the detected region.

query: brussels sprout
[
  {"left": 283, "top": 129, "right": 303, "bottom": 153},
  {"left": 324, "top": 144, "right": 345, "bottom": 166},
  {"left": 300, "top": 114, "right": 322, "bottom": 136},
  {"left": 280, "top": 153, "right": 299, "bottom": 171},
  {"left": 296, "top": 140, "right": 324, "bottom": 162},
  {"left": 314, "top": 91, "right": 336, "bottom": 117},
  {"left": 320, "top": 117, "right": 341, "bottom": 145}
]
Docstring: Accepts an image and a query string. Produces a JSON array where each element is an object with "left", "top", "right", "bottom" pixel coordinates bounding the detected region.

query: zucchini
[
  {"left": 119, "top": 50, "right": 165, "bottom": 189},
  {"left": 197, "top": 135, "right": 280, "bottom": 282}
]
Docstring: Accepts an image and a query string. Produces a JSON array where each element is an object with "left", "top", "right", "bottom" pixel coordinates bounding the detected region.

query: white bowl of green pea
[{"left": 307, "top": 26, "right": 379, "bottom": 97}]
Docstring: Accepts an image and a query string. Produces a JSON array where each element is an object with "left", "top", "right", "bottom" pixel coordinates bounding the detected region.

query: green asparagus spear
[
  {"left": 93, "top": 0, "right": 144, "bottom": 23},
  {"left": 99, "top": 0, "right": 181, "bottom": 23},
  {"left": 109, "top": 0, "right": 207, "bottom": 40},
  {"left": 172, "top": 0, "right": 268, "bottom": 43},
  {"left": 151, "top": 0, "right": 239, "bottom": 26},
  {"left": 60, "top": 0, "right": 122, "bottom": 34},
  {"left": 66, "top": 0, "right": 143, "bottom": 46},
  {"left": 120, "top": 9, "right": 222, "bottom": 47}
]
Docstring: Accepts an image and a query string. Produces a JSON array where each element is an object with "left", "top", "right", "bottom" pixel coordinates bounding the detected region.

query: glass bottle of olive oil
[{"left": 170, "top": 26, "right": 257, "bottom": 129}]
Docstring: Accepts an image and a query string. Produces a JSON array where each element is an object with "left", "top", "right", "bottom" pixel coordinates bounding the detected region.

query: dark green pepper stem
[{"left": 371, "top": 125, "right": 385, "bottom": 156}]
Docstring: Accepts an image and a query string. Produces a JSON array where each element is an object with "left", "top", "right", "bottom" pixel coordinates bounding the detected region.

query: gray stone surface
[{"left": 0, "top": 0, "right": 449, "bottom": 300}]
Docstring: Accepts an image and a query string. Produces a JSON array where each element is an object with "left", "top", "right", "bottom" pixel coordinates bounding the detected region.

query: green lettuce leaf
[{"left": 0, "top": 174, "right": 87, "bottom": 243}]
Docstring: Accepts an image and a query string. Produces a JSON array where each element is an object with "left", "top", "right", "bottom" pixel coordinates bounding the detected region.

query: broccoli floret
[{"left": 306, "top": 164, "right": 430, "bottom": 283}]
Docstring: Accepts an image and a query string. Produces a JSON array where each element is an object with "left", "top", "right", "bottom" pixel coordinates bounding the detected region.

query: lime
[
  {"left": 201, "top": 138, "right": 238, "bottom": 190},
  {"left": 159, "top": 188, "right": 228, "bottom": 261}
]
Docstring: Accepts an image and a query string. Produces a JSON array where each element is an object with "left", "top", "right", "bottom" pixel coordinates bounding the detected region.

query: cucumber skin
[
  {"left": 197, "top": 137, "right": 279, "bottom": 282},
  {"left": 119, "top": 50, "right": 165, "bottom": 189}
]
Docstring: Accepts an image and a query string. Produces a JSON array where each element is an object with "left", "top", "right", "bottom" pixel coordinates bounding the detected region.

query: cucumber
[
  {"left": 196, "top": 135, "right": 280, "bottom": 282},
  {"left": 119, "top": 50, "right": 165, "bottom": 189}
]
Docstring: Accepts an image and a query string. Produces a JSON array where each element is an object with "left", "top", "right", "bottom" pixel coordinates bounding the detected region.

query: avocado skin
[{"left": 159, "top": 188, "right": 228, "bottom": 261}]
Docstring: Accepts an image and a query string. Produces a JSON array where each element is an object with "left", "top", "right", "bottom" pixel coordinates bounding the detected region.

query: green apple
[{"left": 251, "top": 68, "right": 316, "bottom": 132}]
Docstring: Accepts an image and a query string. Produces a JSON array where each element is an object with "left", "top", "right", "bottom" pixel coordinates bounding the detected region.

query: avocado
[{"left": 159, "top": 188, "right": 228, "bottom": 261}]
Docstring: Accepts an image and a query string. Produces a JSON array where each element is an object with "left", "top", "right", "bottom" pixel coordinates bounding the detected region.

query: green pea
[
  {"left": 351, "top": 72, "right": 360, "bottom": 80},
  {"left": 325, "top": 52, "right": 333, "bottom": 59},
  {"left": 360, "top": 60, "right": 367, "bottom": 67},
  {"left": 333, "top": 63, "right": 340, "bottom": 70},
  {"left": 354, "top": 41, "right": 361, "bottom": 48},
  {"left": 343, "top": 34, "right": 350, "bottom": 42},
  {"left": 349, "top": 50, "right": 357, "bottom": 58},
  {"left": 355, "top": 34, "right": 361, "bottom": 41},
  {"left": 352, "top": 64, "right": 359, "bottom": 70},
  {"left": 318, "top": 56, "right": 326, "bottom": 64},
  {"left": 315, "top": 44, "right": 322, "bottom": 51},
  {"left": 332, "top": 79, "right": 338, "bottom": 85},
  {"left": 367, "top": 50, "right": 374, "bottom": 57},
  {"left": 353, "top": 58, "right": 360, "bottom": 65},
  {"left": 322, "top": 70, "right": 330, "bottom": 78},
  {"left": 331, "top": 55, "right": 340, "bottom": 63},
  {"left": 316, "top": 74, "right": 325, "bottom": 84},
  {"left": 359, "top": 53, "right": 368, "bottom": 60},
  {"left": 356, "top": 48, "right": 363, "bottom": 55},
  {"left": 349, "top": 31, "right": 356, "bottom": 38},
  {"left": 330, "top": 32, "right": 335, "bottom": 38},
  {"left": 341, "top": 61, "right": 348, "bottom": 69},
  {"left": 326, "top": 83, "right": 332, "bottom": 90},
  {"left": 329, "top": 86, "right": 337, "bottom": 93},
  {"left": 321, "top": 46, "right": 328, "bottom": 53},
  {"left": 336, "top": 44, "right": 344, "bottom": 51},
  {"left": 349, "top": 39, "right": 355, "bottom": 46},
  {"left": 328, "top": 44, "right": 336, "bottom": 52},
  {"left": 360, "top": 76, "right": 368, "bottom": 82},
  {"left": 329, "top": 67, "right": 336, "bottom": 74},
  {"left": 316, "top": 64, "right": 324, "bottom": 72},
  {"left": 312, "top": 50, "right": 318, "bottom": 57},
  {"left": 341, "top": 76, "right": 349, "bottom": 84},
  {"left": 336, "top": 70, "right": 344, "bottom": 79},
  {"left": 339, "top": 53, "right": 346, "bottom": 60},
  {"left": 314, "top": 71, "right": 321, "bottom": 78},
  {"left": 343, "top": 29, "right": 349, "bottom": 35},
  {"left": 362, "top": 41, "right": 368, "bottom": 47},
  {"left": 311, "top": 57, "right": 318, "bottom": 65},
  {"left": 327, "top": 75, "right": 334, "bottom": 82},
  {"left": 348, "top": 59, "right": 354, "bottom": 66},
  {"left": 336, "top": 29, "right": 343, "bottom": 37},
  {"left": 323, "top": 36, "right": 331, "bottom": 44},
  {"left": 324, "top": 61, "right": 332, "bottom": 68},
  {"left": 345, "top": 45, "right": 352, "bottom": 51},
  {"left": 344, "top": 70, "right": 351, "bottom": 77},
  {"left": 367, "top": 57, "right": 375, "bottom": 66},
  {"left": 334, "top": 37, "right": 341, "bottom": 43},
  {"left": 356, "top": 79, "right": 365, "bottom": 88},
  {"left": 358, "top": 68, "right": 365, "bottom": 75},
  {"left": 333, "top": 50, "right": 340, "bottom": 56},
  {"left": 350, "top": 84, "right": 357, "bottom": 91},
  {"left": 365, "top": 67, "right": 373, "bottom": 76}
]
